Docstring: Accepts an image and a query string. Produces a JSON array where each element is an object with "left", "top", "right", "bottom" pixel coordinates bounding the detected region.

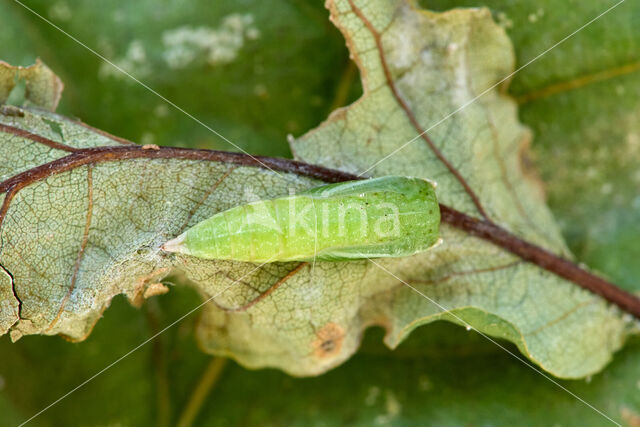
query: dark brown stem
[
  {"left": 0, "top": 145, "right": 358, "bottom": 195},
  {"left": 0, "top": 143, "right": 638, "bottom": 317}
]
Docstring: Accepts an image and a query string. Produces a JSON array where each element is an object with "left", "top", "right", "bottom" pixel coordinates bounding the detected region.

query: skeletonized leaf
[
  {"left": 0, "top": 0, "right": 635, "bottom": 379},
  {"left": 0, "top": 263, "right": 18, "bottom": 335},
  {"left": 291, "top": 0, "right": 636, "bottom": 377},
  {"left": 0, "top": 59, "right": 63, "bottom": 111}
]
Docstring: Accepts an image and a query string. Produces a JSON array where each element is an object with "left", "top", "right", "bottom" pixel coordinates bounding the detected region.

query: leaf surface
[
  {"left": 291, "top": 0, "right": 635, "bottom": 378},
  {"left": 427, "top": 0, "right": 640, "bottom": 294},
  {"left": 0, "top": 0, "right": 635, "bottom": 380}
]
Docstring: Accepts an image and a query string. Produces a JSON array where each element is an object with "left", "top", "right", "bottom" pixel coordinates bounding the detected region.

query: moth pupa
[{"left": 162, "top": 176, "right": 440, "bottom": 263}]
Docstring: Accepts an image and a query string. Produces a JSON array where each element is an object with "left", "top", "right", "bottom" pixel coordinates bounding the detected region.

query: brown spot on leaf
[
  {"left": 313, "top": 322, "right": 344, "bottom": 358},
  {"left": 130, "top": 267, "right": 170, "bottom": 307},
  {"left": 622, "top": 407, "right": 640, "bottom": 427}
]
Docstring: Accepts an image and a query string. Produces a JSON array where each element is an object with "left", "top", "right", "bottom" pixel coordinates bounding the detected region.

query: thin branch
[
  {"left": 144, "top": 300, "right": 172, "bottom": 427},
  {"left": 328, "top": 60, "right": 359, "bottom": 112},
  {"left": 176, "top": 357, "right": 228, "bottom": 427}
]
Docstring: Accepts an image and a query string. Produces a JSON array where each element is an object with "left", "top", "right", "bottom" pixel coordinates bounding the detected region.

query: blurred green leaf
[
  {"left": 0, "top": 0, "right": 357, "bottom": 156},
  {"left": 3, "top": 291, "right": 640, "bottom": 426}
]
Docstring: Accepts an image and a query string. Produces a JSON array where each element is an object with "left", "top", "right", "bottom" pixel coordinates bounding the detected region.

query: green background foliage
[{"left": 0, "top": 0, "right": 639, "bottom": 425}]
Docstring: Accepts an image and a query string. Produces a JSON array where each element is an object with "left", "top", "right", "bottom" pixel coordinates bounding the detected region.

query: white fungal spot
[
  {"left": 418, "top": 375, "right": 432, "bottom": 391},
  {"left": 466, "top": 325, "right": 472, "bottom": 331},
  {"left": 365, "top": 386, "right": 380, "bottom": 406},
  {"left": 127, "top": 41, "right": 146, "bottom": 63},
  {"left": 374, "top": 390, "right": 402, "bottom": 425},
  {"left": 528, "top": 8, "right": 545, "bottom": 23},
  {"left": 162, "top": 14, "right": 259, "bottom": 69},
  {"left": 154, "top": 104, "right": 170, "bottom": 118},
  {"left": 140, "top": 132, "right": 155, "bottom": 145},
  {"left": 49, "top": 1, "right": 72, "bottom": 21},
  {"left": 393, "top": 32, "right": 415, "bottom": 69},
  {"left": 496, "top": 12, "right": 513, "bottom": 29},
  {"left": 451, "top": 47, "right": 471, "bottom": 105},
  {"left": 420, "top": 50, "right": 434, "bottom": 66},
  {"left": 246, "top": 27, "right": 261, "bottom": 40},
  {"left": 99, "top": 40, "right": 150, "bottom": 80}
]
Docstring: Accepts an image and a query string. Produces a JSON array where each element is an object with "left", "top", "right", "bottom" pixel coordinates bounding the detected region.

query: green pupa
[{"left": 162, "top": 176, "right": 441, "bottom": 262}]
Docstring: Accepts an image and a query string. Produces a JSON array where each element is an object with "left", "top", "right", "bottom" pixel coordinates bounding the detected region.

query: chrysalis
[{"left": 162, "top": 176, "right": 440, "bottom": 263}]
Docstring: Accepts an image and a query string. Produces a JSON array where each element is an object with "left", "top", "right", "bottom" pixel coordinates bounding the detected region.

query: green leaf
[
  {"left": 291, "top": 0, "right": 635, "bottom": 378},
  {"left": 0, "top": 105, "right": 332, "bottom": 345},
  {"left": 516, "top": 4, "right": 640, "bottom": 293}
]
